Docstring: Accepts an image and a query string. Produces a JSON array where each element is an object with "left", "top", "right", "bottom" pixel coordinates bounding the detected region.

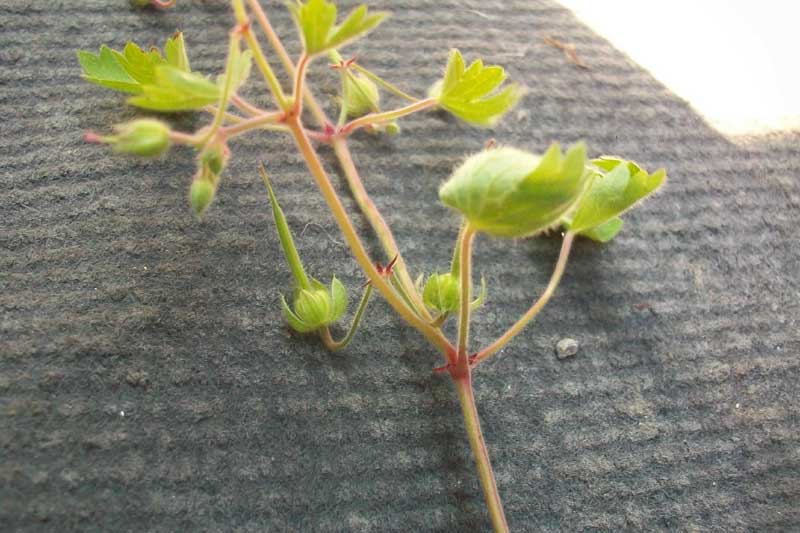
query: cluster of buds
[{"left": 190, "top": 143, "right": 229, "bottom": 218}]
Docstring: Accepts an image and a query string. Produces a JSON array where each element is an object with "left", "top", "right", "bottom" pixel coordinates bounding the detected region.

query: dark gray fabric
[{"left": 2, "top": 1, "right": 799, "bottom": 531}]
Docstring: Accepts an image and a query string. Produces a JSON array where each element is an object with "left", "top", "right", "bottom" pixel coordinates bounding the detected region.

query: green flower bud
[
  {"left": 439, "top": 142, "right": 589, "bottom": 238},
  {"left": 106, "top": 119, "right": 171, "bottom": 157},
  {"left": 384, "top": 121, "right": 400, "bottom": 136},
  {"left": 344, "top": 72, "right": 380, "bottom": 118},
  {"left": 281, "top": 277, "right": 348, "bottom": 333},
  {"left": 190, "top": 178, "right": 215, "bottom": 218},
  {"left": 200, "top": 145, "right": 228, "bottom": 176},
  {"left": 423, "top": 273, "right": 460, "bottom": 314}
]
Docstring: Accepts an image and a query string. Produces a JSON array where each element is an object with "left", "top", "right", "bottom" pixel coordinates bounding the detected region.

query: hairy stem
[
  {"left": 457, "top": 227, "right": 476, "bottom": 361},
  {"left": 352, "top": 62, "right": 419, "bottom": 102},
  {"left": 247, "top": 2, "right": 432, "bottom": 321},
  {"left": 340, "top": 98, "right": 437, "bottom": 136},
  {"left": 233, "top": 0, "right": 289, "bottom": 110},
  {"left": 454, "top": 376, "right": 509, "bottom": 533},
  {"left": 286, "top": 117, "right": 454, "bottom": 359},
  {"left": 332, "top": 139, "right": 432, "bottom": 321},
  {"left": 246, "top": 0, "right": 328, "bottom": 126},
  {"left": 292, "top": 53, "right": 310, "bottom": 116},
  {"left": 473, "top": 231, "right": 575, "bottom": 365},
  {"left": 220, "top": 110, "right": 285, "bottom": 138},
  {"left": 320, "top": 283, "right": 373, "bottom": 351}
]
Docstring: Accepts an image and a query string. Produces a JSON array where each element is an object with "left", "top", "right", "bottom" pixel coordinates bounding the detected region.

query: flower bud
[
  {"left": 190, "top": 177, "right": 215, "bottom": 218},
  {"left": 423, "top": 273, "right": 460, "bottom": 314},
  {"left": 200, "top": 145, "right": 228, "bottom": 176},
  {"left": 439, "top": 143, "right": 589, "bottom": 238},
  {"left": 344, "top": 73, "right": 380, "bottom": 118},
  {"left": 384, "top": 121, "right": 400, "bottom": 136},
  {"left": 105, "top": 119, "right": 171, "bottom": 157},
  {"left": 282, "top": 277, "right": 348, "bottom": 333}
]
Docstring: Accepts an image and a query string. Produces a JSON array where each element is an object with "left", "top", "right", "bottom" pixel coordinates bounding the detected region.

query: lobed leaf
[
  {"left": 439, "top": 143, "right": 589, "bottom": 238},
  {"left": 566, "top": 157, "right": 666, "bottom": 235},
  {"left": 128, "top": 65, "right": 220, "bottom": 111},
  {"left": 78, "top": 45, "right": 142, "bottom": 94},
  {"left": 577, "top": 216, "right": 623, "bottom": 242},
  {"left": 77, "top": 33, "right": 192, "bottom": 96},
  {"left": 326, "top": 4, "right": 388, "bottom": 51},
  {"left": 430, "top": 49, "right": 522, "bottom": 127},
  {"left": 164, "top": 31, "right": 191, "bottom": 72},
  {"left": 288, "top": 0, "right": 388, "bottom": 56}
]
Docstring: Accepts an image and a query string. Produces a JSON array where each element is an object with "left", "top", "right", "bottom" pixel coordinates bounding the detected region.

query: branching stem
[
  {"left": 473, "top": 231, "right": 575, "bottom": 365},
  {"left": 285, "top": 117, "right": 454, "bottom": 359},
  {"left": 339, "top": 98, "right": 437, "bottom": 137}
]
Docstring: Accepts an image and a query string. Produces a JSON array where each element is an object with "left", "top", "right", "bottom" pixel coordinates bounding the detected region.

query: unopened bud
[
  {"left": 200, "top": 145, "right": 228, "bottom": 175},
  {"left": 423, "top": 273, "right": 460, "bottom": 314},
  {"left": 281, "top": 277, "right": 348, "bottom": 333},
  {"left": 344, "top": 73, "right": 380, "bottom": 118},
  {"left": 190, "top": 178, "right": 215, "bottom": 218},
  {"left": 100, "top": 119, "right": 171, "bottom": 157},
  {"left": 384, "top": 121, "right": 400, "bottom": 136}
]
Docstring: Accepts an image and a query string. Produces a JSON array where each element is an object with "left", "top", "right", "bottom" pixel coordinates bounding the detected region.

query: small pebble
[{"left": 556, "top": 338, "right": 579, "bottom": 359}]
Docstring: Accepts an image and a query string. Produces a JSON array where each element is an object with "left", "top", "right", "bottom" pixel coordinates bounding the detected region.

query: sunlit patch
[{"left": 559, "top": 0, "right": 800, "bottom": 135}]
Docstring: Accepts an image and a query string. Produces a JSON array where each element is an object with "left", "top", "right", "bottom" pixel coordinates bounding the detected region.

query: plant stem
[
  {"left": 454, "top": 375, "right": 509, "bottom": 533},
  {"left": 231, "top": 94, "right": 262, "bottom": 116},
  {"left": 331, "top": 139, "right": 432, "bottom": 322},
  {"left": 320, "top": 283, "right": 373, "bottom": 351},
  {"left": 340, "top": 98, "right": 437, "bottom": 136},
  {"left": 292, "top": 53, "right": 310, "bottom": 116},
  {"left": 220, "top": 110, "right": 284, "bottom": 138},
  {"left": 473, "top": 231, "right": 575, "bottom": 365},
  {"left": 352, "top": 63, "right": 419, "bottom": 103},
  {"left": 285, "top": 117, "right": 454, "bottom": 359},
  {"left": 246, "top": 0, "right": 328, "bottom": 126},
  {"left": 457, "top": 226, "right": 476, "bottom": 361},
  {"left": 200, "top": 32, "right": 241, "bottom": 146},
  {"left": 246, "top": 3, "right": 432, "bottom": 322},
  {"left": 232, "top": 0, "right": 290, "bottom": 110}
]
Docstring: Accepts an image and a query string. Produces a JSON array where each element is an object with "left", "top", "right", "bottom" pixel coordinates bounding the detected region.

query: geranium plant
[{"left": 78, "top": 1, "right": 666, "bottom": 530}]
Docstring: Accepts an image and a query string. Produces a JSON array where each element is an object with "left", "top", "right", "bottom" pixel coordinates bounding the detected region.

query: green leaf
[
  {"left": 440, "top": 143, "right": 590, "bottom": 238},
  {"left": 326, "top": 4, "right": 388, "bottom": 51},
  {"left": 288, "top": 0, "right": 388, "bottom": 56},
  {"left": 111, "top": 42, "right": 166, "bottom": 86},
  {"left": 128, "top": 65, "right": 220, "bottom": 111},
  {"left": 165, "top": 31, "right": 191, "bottom": 72},
  {"left": 288, "top": 0, "right": 337, "bottom": 55},
  {"left": 567, "top": 157, "right": 666, "bottom": 234},
  {"left": 578, "top": 216, "right": 623, "bottom": 242},
  {"left": 78, "top": 45, "right": 142, "bottom": 94},
  {"left": 78, "top": 35, "right": 193, "bottom": 96},
  {"left": 429, "top": 49, "right": 522, "bottom": 127},
  {"left": 217, "top": 46, "right": 252, "bottom": 92}
]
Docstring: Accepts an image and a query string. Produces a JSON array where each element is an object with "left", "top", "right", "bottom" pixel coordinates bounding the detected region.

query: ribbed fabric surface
[{"left": 2, "top": 1, "right": 799, "bottom": 531}]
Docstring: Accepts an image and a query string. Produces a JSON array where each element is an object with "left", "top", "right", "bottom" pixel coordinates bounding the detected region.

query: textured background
[{"left": 2, "top": 1, "right": 799, "bottom": 531}]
